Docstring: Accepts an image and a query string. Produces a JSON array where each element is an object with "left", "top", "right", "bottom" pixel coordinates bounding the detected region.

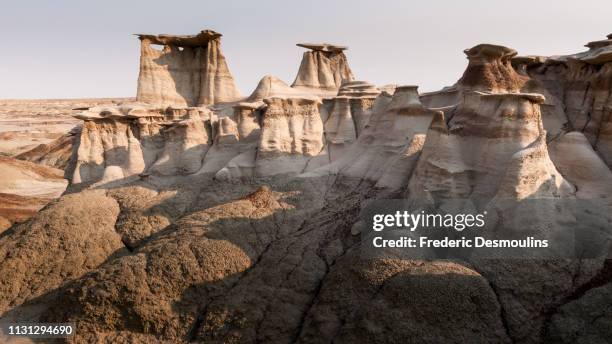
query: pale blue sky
[{"left": 1, "top": 0, "right": 609, "bottom": 99}]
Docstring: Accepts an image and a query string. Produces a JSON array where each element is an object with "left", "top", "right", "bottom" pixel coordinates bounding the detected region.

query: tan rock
[
  {"left": 256, "top": 97, "right": 325, "bottom": 176},
  {"left": 291, "top": 43, "right": 355, "bottom": 97},
  {"left": 136, "top": 30, "right": 242, "bottom": 107}
]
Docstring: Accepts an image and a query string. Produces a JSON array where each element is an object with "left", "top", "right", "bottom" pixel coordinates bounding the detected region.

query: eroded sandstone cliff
[
  {"left": 291, "top": 43, "right": 355, "bottom": 97},
  {"left": 1, "top": 30, "right": 612, "bottom": 344},
  {"left": 136, "top": 30, "right": 242, "bottom": 107}
]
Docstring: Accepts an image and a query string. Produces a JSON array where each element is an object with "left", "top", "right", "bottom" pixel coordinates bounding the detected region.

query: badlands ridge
[{"left": 0, "top": 30, "right": 611, "bottom": 343}]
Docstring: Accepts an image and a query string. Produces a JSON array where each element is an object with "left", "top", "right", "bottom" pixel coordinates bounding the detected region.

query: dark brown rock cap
[
  {"left": 464, "top": 44, "right": 517, "bottom": 62},
  {"left": 297, "top": 43, "right": 348, "bottom": 52},
  {"left": 585, "top": 37, "right": 612, "bottom": 50},
  {"left": 135, "top": 29, "right": 222, "bottom": 47}
]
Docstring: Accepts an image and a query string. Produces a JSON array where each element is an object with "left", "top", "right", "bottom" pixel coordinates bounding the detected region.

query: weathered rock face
[
  {"left": 521, "top": 34, "right": 612, "bottom": 169},
  {"left": 409, "top": 92, "right": 570, "bottom": 201},
  {"left": 136, "top": 30, "right": 242, "bottom": 107},
  {"left": 421, "top": 44, "right": 527, "bottom": 109},
  {"left": 306, "top": 85, "right": 439, "bottom": 190},
  {"left": 149, "top": 109, "right": 211, "bottom": 176},
  {"left": 256, "top": 97, "right": 325, "bottom": 176},
  {"left": 291, "top": 43, "right": 355, "bottom": 97},
  {"left": 4, "top": 32, "right": 612, "bottom": 344},
  {"left": 458, "top": 44, "right": 526, "bottom": 93},
  {"left": 71, "top": 106, "right": 218, "bottom": 185},
  {"left": 203, "top": 102, "right": 262, "bottom": 178},
  {"left": 297, "top": 253, "right": 512, "bottom": 343},
  {"left": 323, "top": 81, "right": 381, "bottom": 151}
]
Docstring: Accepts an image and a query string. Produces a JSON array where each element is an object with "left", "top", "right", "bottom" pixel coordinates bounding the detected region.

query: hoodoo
[
  {"left": 291, "top": 43, "right": 355, "bottom": 97},
  {"left": 4, "top": 26, "right": 612, "bottom": 344},
  {"left": 136, "top": 29, "right": 242, "bottom": 106}
]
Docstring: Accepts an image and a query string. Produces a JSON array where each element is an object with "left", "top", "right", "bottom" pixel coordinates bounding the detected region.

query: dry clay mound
[
  {"left": 0, "top": 190, "right": 125, "bottom": 317},
  {"left": 0, "top": 177, "right": 517, "bottom": 344},
  {"left": 1, "top": 161, "right": 609, "bottom": 344}
]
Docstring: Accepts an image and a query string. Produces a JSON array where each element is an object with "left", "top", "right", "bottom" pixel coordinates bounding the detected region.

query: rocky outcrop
[
  {"left": 458, "top": 44, "right": 526, "bottom": 92},
  {"left": 149, "top": 109, "right": 211, "bottom": 175},
  {"left": 298, "top": 253, "right": 511, "bottom": 343},
  {"left": 421, "top": 44, "right": 527, "bottom": 108},
  {"left": 4, "top": 31, "right": 612, "bottom": 344},
  {"left": 291, "top": 43, "right": 355, "bottom": 97},
  {"left": 36, "top": 186, "right": 296, "bottom": 343},
  {"left": 521, "top": 34, "right": 612, "bottom": 168},
  {"left": 323, "top": 81, "right": 381, "bottom": 156},
  {"left": 549, "top": 131, "right": 612, "bottom": 199},
  {"left": 255, "top": 97, "right": 325, "bottom": 176},
  {"left": 136, "top": 30, "right": 241, "bottom": 107},
  {"left": 409, "top": 91, "right": 571, "bottom": 200},
  {"left": 72, "top": 106, "right": 165, "bottom": 185},
  {"left": 202, "top": 102, "right": 262, "bottom": 177},
  {"left": 419, "top": 44, "right": 569, "bottom": 139},
  {"left": 306, "top": 85, "right": 439, "bottom": 189}
]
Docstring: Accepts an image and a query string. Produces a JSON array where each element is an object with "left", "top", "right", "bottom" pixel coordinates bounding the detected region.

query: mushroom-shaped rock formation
[
  {"left": 422, "top": 44, "right": 528, "bottom": 109},
  {"left": 458, "top": 44, "right": 525, "bottom": 92},
  {"left": 408, "top": 91, "right": 571, "bottom": 201},
  {"left": 291, "top": 42, "right": 355, "bottom": 97},
  {"left": 136, "top": 29, "right": 242, "bottom": 107},
  {"left": 421, "top": 44, "right": 570, "bottom": 139}
]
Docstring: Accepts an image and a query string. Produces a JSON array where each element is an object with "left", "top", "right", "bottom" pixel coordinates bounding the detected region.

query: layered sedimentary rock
[
  {"left": 0, "top": 98, "right": 127, "bottom": 156},
  {"left": 15, "top": 126, "right": 80, "bottom": 171},
  {"left": 72, "top": 106, "right": 162, "bottom": 185},
  {"left": 136, "top": 30, "right": 241, "bottom": 106},
  {"left": 149, "top": 109, "right": 211, "bottom": 175},
  {"left": 255, "top": 97, "right": 325, "bottom": 175},
  {"left": 0, "top": 156, "right": 68, "bottom": 231},
  {"left": 323, "top": 81, "right": 381, "bottom": 159},
  {"left": 201, "top": 102, "right": 262, "bottom": 177},
  {"left": 291, "top": 43, "right": 355, "bottom": 97},
  {"left": 519, "top": 34, "right": 612, "bottom": 168},
  {"left": 409, "top": 91, "right": 571, "bottom": 200},
  {"left": 306, "top": 85, "right": 439, "bottom": 189},
  {"left": 420, "top": 44, "right": 526, "bottom": 108},
  {"left": 4, "top": 32, "right": 612, "bottom": 344},
  {"left": 420, "top": 44, "right": 568, "bottom": 138}
]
